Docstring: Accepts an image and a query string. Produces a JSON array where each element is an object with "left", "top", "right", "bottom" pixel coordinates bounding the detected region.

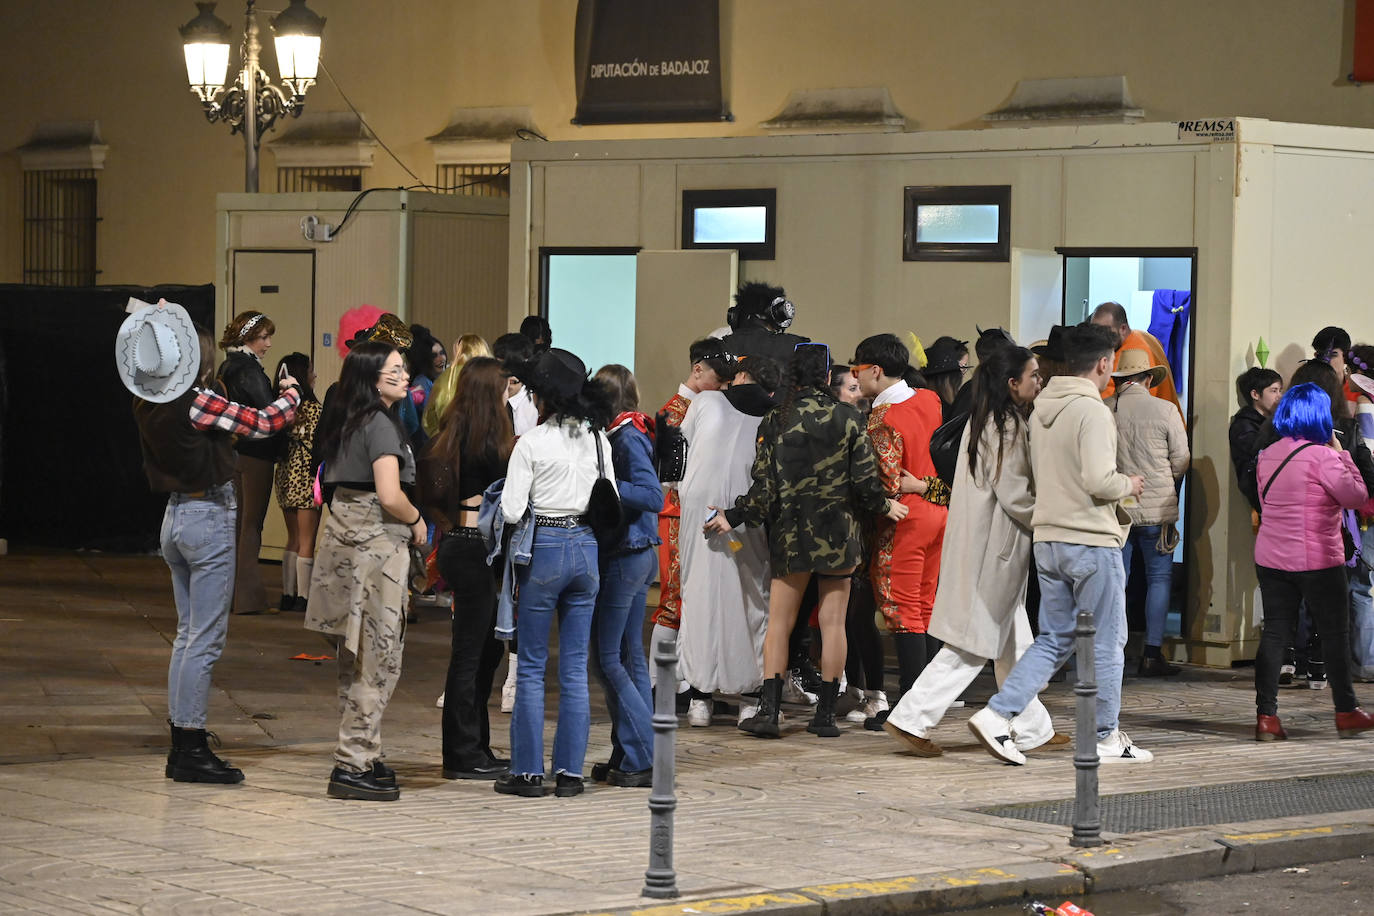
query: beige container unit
[
  {"left": 510, "top": 118, "right": 1374, "bottom": 666},
  {"left": 215, "top": 190, "right": 509, "bottom": 561}
]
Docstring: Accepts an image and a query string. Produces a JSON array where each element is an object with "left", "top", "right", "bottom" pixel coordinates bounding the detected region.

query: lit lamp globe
[
  {"left": 179, "top": 2, "right": 232, "bottom": 104},
  {"left": 270, "top": 0, "right": 326, "bottom": 99}
]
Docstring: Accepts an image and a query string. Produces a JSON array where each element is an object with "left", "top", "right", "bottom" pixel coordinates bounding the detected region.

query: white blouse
[{"left": 501, "top": 418, "right": 617, "bottom": 522}]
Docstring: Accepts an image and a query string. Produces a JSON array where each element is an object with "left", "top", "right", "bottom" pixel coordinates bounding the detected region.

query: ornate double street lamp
[{"left": 179, "top": 0, "right": 326, "bottom": 192}]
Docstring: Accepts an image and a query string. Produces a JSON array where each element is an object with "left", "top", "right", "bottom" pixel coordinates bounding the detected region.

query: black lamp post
[{"left": 179, "top": 0, "right": 326, "bottom": 192}]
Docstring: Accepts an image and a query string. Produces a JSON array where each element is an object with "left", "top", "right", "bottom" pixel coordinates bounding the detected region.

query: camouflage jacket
[{"left": 725, "top": 388, "right": 888, "bottom": 574}]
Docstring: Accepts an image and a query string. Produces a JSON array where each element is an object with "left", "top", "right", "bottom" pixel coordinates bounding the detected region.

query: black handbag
[
  {"left": 654, "top": 409, "right": 687, "bottom": 483},
  {"left": 586, "top": 430, "right": 627, "bottom": 549},
  {"left": 928, "top": 411, "right": 969, "bottom": 488}
]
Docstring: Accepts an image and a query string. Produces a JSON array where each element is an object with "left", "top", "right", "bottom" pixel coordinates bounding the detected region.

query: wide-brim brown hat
[
  {"left": 114, "top": 298, "right": 200, "bottom": 403},
  {"left": 1110, "top": 348, "right": 1168, "bottom": 387}
]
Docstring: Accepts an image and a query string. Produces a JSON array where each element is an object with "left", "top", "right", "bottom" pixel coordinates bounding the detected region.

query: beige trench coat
[{"left": 927, "top": 413, "right": 1036, "bottom": 660}]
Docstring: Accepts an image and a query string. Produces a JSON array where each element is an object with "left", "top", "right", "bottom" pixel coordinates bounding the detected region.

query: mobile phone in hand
[{"left": 279, "top": 363, "right": 289, "bottom": 381}]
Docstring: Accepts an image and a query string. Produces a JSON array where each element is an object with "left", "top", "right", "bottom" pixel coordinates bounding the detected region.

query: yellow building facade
[{"left": 2, "top": 0, "right": 1373, "bottom": 288}]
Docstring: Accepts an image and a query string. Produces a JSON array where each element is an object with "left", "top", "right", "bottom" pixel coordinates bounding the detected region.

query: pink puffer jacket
[{"left": 1255, "top": 438, "right": 1368, "bottom": 571}]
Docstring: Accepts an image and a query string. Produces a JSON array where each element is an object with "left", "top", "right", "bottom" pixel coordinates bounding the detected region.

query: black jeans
[
  {"left": 1255, "top": 564, "right": 1357, "bottom": 716},
  {"left": 438, "top": 531, "right": 505, "bottom": 768}
]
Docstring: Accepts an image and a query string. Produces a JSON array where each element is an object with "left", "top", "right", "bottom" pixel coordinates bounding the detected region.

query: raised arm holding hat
[{"left": 118, "top": 299, "right": 300, "bottom": 787}]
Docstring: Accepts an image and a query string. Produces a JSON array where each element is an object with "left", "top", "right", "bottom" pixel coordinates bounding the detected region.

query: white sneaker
[
  {"left": 1096, "top": 729, "right": 1153, "bottom": 762},
  {"left": 844, "top": 690, "right": 889, "bottom": 723},
  {"left": 500, "top": 680, "right": 516, "bottom": 714},
  {"left": 738, "top": 702, "right": 759, "bottom": 724},
  {"left": 968, "top": 707, "right": 1026, "bottom": 765},
  {"left": 782, "top": 670, "right": 818, "bottom": 706},
  {"left": 688, "top": 698, "right": 712, "bottom": 727},
  {"left": 435, "top": 691, "right": 445, "bottom": 709}
]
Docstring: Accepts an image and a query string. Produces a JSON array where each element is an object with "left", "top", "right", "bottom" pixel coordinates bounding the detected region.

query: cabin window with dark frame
[
  {"left": 437, "top": 163, "right": 510, "bottom": 198},
  {"left": 23, "top": 169, "right": 99, "bottom": 286},
  {"left": 276, "top": 166, "right": 364, "bottom": 193},
  {"left": 682, "top": 188, "right": 777, "bottom": 260},
  {"left": 903, "top": 185, "right": 1011, "bottom": 262}
]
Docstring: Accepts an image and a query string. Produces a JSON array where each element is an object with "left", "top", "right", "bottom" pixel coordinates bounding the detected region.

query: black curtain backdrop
[{"left": 0, "top": 284, "right": 215, "bottom": 551}]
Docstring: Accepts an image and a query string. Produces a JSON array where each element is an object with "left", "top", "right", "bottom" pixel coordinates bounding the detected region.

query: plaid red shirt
[{"left": 189, "top": 386, "right": 300, "bottom": 438}]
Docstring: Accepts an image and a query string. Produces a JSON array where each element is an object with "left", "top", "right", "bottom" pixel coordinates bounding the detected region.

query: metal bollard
[
  {"left": 1070, "top": 608, "right": 1103, "bottom": 847},
  {"left": 642, "top": 636, "right": 680, "bottom": 898}
]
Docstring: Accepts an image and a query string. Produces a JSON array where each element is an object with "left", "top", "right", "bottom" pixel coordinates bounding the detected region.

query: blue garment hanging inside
[{"left": 1148, "top": 290, "right": 1191, "bottom": 398}]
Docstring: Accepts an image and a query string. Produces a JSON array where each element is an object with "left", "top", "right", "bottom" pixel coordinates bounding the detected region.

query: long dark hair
[
  {"left": 430, "top": 357, "right": 513, "bottom": 467},
  {"left": 966, "top": 346, "right": 1035, "bottom": 481},
  {"left": 780, "top": 343, "right": 833, "bottom": 412},
  {"left": 532, "top": 379, "right": 614, "bottom": 430},
  {"left": 274, "top": 352, "right": 317, "bottom": 403},
  {"left": 316, "top": 341, "right": 404, "bottom": 467}
]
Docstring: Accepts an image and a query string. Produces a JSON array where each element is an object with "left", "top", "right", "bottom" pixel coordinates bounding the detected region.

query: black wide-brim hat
[
  {"left": 516, "top": 347, "right": 589, "bottom": 401},
  {"left": 1031, "top": 325, "right": 1067, "bottom": 363},
  {"left": 921, "top": 341, "right": 965, "bottom": 377}
]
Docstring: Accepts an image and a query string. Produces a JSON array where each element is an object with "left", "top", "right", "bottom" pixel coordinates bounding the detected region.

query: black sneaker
[
  {"left": 494, "top": 773, "right": 544, "bottom": 797},
  {"left": 555, "top": 774, "right": 585, "bottom": 797},
  {"left": 607, "top": 767, "right": 652, "bottom": 788},
  {"left": 590, "top": 761, "right": 612, "bottom": 783},
  {"left": 327, "top": 766, "right": 400, "bottom": 801},
  {"left": 863, "top": 709, "right": 891, "bottom": 732}
]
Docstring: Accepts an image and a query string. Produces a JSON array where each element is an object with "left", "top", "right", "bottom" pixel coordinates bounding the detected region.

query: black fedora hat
[{"left": 1031, "top": 325, "right": 1067, "bottom": 363}]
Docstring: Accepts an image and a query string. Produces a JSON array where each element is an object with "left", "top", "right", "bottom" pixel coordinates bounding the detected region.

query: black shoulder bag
[
  {"left": 586, "top": 430, "right": 627, "bottom": 550},
  {"left": 928, "top": 411, "right": 969, "bottom": 488}
]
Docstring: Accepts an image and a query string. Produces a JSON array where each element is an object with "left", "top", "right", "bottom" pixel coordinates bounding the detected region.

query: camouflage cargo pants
[
  {"left": 306, "top": 489, "right": 409, "bottom": 774},
  {"left": 331, "top": 604, "right": 406, "bottom": 773}
]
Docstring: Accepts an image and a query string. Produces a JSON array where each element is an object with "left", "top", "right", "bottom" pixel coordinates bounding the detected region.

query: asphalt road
[{"left": 977, "top": 855, "right": 1373, "bottom": 915}]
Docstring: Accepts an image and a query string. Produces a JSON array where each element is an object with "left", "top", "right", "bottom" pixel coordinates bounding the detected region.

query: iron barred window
[
  {"left": 276, "top": 166, "right": 364, "bottom": 192},
  {"left": 23, "top": 169, "right": 99, "bottom": 286},
  {"left": 436, "top": 163, "right": 510, "bottom": 198}
]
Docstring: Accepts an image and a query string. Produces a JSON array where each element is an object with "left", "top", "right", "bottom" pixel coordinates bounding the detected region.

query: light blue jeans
[
  {"left": 510, "top": 524, "right": 600, "bottom": 777},
  {"left": 1122, "top": 524, "right": 1174, "bottom": 648},
  {"left": 161, "top": 484, "right": 237, "bottom": 729},
  {"left": 590, "top": 546, "right": 657, "bottom": 773},
  {"left": 990, "top": 542, "right": 1127, "bottom": 740}
]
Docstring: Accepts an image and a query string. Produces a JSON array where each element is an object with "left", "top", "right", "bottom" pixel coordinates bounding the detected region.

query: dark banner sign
[{"left": 573, "top": 0, "right": 727, "bottom": 125}]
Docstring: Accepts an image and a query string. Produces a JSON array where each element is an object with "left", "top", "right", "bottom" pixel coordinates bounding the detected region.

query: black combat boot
[
  {"left": 166, "top": 722, "right": 184, "bottom": 778},
  {"left": 739, "top": 676, "right": 783, "bottom": 738},
  {"left": 807, "top": 680, "right": 841, "bottom": 737},
  {"left": 170, "top": 728, "right": 244, "bottom": 784}
]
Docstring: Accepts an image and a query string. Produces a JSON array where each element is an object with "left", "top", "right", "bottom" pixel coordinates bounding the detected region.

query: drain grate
[{"left": 974, "top": 770, "right": 1374, "bottom": 833}]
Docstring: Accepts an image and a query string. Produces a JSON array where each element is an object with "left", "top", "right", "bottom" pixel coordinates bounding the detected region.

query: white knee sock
[
  {"left": 282, "top": 550, "right": 298, "bottom": 595},
  {"left": 295, "top": 557, "right": 314, "bottom": 600}
]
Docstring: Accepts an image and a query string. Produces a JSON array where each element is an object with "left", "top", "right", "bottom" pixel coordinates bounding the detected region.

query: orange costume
[
  {"left": 652, "top": 387, "right": 693, "bottom": 629},
  {"left": 867, "top": 387, "right": 949, "bottom": 634},
  {"left": 1102, "top": 329, "right": 1182, "bottom": 417}
]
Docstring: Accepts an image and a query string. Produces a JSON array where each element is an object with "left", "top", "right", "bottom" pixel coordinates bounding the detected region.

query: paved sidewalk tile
[{"left": 3, "top": 550, "right": 1374, "bottom": 914}]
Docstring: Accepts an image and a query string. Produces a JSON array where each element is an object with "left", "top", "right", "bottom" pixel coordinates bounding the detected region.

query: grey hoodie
[{"left": 1029, "top": 375, "right": 1133, "bottom": 548}]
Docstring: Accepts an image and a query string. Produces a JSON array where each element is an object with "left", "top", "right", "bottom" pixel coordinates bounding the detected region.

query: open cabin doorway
[{"left": 1014, "top": 246, "right": 1198, "bottom": 653}]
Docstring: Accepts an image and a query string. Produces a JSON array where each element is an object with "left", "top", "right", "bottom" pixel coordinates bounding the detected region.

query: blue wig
[{"left": 1271, "top": 382, "right": 1333, "bottom": 445}]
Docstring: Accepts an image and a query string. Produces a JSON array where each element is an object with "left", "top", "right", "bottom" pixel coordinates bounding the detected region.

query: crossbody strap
[
  {"left": 1260, "top": 442, "right": 1317, "bottom": 503},
  {"left": 593, "top": 429, "right": 607, "bottom": 480}
]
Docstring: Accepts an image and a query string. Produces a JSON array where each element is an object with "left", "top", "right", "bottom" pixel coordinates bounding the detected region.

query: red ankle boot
[
  {"left": 1335, "top": 707, "right": 1374, "bottom": 738},
  {"left": 1255, "top": 714, "right": 1287, "bottom": 741}
]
